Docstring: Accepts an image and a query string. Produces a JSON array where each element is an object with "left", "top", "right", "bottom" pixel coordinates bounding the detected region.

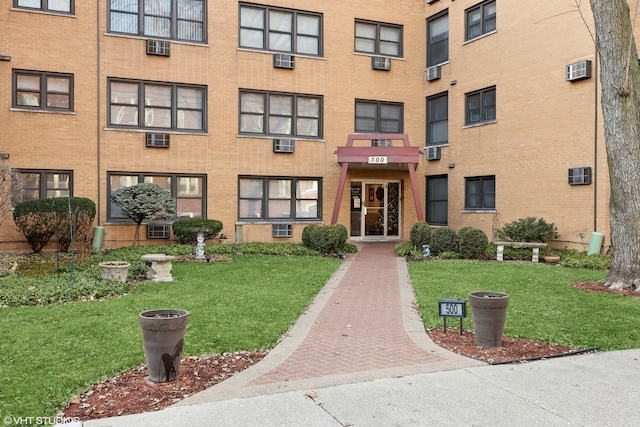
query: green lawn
[{"left": 0, "top": 255, "right": 340, "bottom": 419}]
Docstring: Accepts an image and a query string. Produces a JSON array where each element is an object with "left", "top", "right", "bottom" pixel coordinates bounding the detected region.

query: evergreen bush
[
  {"left": 172, "top": 218, "right": 223, "bottom": 244},
  {"left": 307, "top": 224, "right": 340, "bottom": 253},
  {"left": 409, "top": 222, "right": 431, "bottom": 250},
  {"left": 497, "top": 216, "right": 559, "bottom": 243},
  {"left": 458, "top": 227, "right": 489, "bottom": 259},
  {"left": 429, "top": 227, "right": 459, "bottom": 256},
  {"left": 301, "top": 223, "right": 319, "bottom": 248}
]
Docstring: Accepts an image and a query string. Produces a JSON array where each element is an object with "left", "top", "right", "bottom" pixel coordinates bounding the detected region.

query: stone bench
[
  {"left": 492, "top": 241, "right": 548, "bottom": 262},
  {"left": 141, "top": 254, "right": 176, "bottom": 282}
]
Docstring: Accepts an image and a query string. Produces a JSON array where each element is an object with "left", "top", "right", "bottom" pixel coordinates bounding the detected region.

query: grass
[
  {"left": 409, "top": 260, "right": 640, "bottom": 350},
  {"left": 0, "top": 254, "right": 340, "bottom": 419}
]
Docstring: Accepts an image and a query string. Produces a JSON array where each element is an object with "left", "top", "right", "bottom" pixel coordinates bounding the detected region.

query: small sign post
[{"left": 438, "top": 299, "right": 467, "bottom": 335}]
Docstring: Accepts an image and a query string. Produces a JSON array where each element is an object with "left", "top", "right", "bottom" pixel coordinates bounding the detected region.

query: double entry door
[{"left": 350, "top": 181, "right": 400, "bottom": 238}]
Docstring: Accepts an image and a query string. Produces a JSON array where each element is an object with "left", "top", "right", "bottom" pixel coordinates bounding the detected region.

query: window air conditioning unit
[
  {"left": 566, "top": 60, "right": 592, "bottom": 82},
  {"left": 147, "top": 223, "right": 171, "bottom": 239},
  {"left": 426, "top": 146, "right": 441, "bottom": 160},
  {"left": 371, "top": 139, "right": 391, "bottom": 147},
  {"left": 146, "top": 39, "right": 170, "bottom": 57},
  {"left": 273, "top": 139, "right": 295, "bottom": 153},
  {"left": 371, "top": 56, "right": 391, "bottom": 71},
  {"left": 426, "top": 65, "right": 441, "bottom": 81},
  {"left": 272, "top": 223, "right": 293, "bottom": 238},
  {"left": 568, "top": 167, "right": 592, "bottom": 185},
  {"left": 274, "top": 54, "right": 295, "bottom": 69},
  {"left": 146, "top": 133, "right": 170, "bottom": 148}
]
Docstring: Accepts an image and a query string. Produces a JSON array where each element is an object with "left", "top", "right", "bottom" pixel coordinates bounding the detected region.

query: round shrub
[
  {"left": 497, "top": 216, "right": 559, "bottom": 243},
  {"left": 308, "top": 224, "right": 340, "bottom": 253},
  {"left": 458, "top": 227, "right": 489, "bottom": 259},
  {"left": 410, "top": 222, "right": 431, "bottom": 249},
  {"left": 172, "top": 218, "right": 223, "bottom": 244},
  {"left": 333, "top": 223, "right": 349, "bottom": 249},
  {"left": 429, "top": 227, "right": 459, "bottom": 256},
  {"left": 301, "top": 223, "right": 319, "bottom": 248},
  {"left": 457, "top": 226, "right": 474, "bottom": 240}
]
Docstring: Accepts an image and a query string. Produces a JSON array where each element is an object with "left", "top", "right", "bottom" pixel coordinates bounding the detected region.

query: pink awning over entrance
[{"left": 330, "top": 133, "right": 425, "bottom": 224}]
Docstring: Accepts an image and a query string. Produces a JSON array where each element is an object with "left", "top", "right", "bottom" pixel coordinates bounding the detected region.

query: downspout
[
  {"left": 96, "top": 2, "right": 101, "bottom": 225},
  {"left": 593, "top": 47, "right": 598, "bottom": 233}
]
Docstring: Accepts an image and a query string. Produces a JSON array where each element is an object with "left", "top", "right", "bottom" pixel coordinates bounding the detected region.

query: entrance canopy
[{"left": 331, "top": 133, "right": 424, "bottom": 224}]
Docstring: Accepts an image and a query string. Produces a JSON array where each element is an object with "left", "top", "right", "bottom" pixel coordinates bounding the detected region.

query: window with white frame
[
  {"left": 465, "top": 176, "right": 495, "bottom": 210},
  {"left": 108, "top": 173, "right": 206, "bottom": 221},
  {"left": 427, "top": 92, "right": 448, "bottom": 146},
  {"left": 355, "top": 100, "right": 403, "bottom": 134},
  {"left": 239, "top": 3, "right": 322, "bottom": 56},
  {"left": 108, "top": 79, "right": 206, "bottom": 132},
  {"left": 108, "top": 0, "right": 206, "bottom": 43},
  {"left": 466, "top": 0, "right": 496, "bottom": 41},
  {"left": 14, "top": 0, "right": 73, "bottom": 13},
  {"left": 17, "top": 169, "right": 72, "bottom": 203},
  {"left": 13, "top": 70, "right": 73, "bottom": 111},
  {"left": 239, "top": 90, "right": 322, "bottom": 138},
  {"left": 238, "top": 176, "right": 321, "bottom": 221},
  {"left": 427, "top": 12, "right": 448, "bottom": 67},
  {"left": 465, "top": 86, "right": 495, "bottom": 125},
  {"left": 355, "top": 20, "right": 402, "bottom": 57}
]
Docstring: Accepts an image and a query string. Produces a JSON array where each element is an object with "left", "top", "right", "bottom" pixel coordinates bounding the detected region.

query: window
[
  {"left": 238, "top": 177, "right": 321, "bottom": 221},
  {"left": 355, "top": 100, "right": 403, "bottom": 133},
  {"left": 427, "top": 175, "right": 448, "bottom": 225},
  {"left": 465, "top": 86, "right": 495, "bottom": 125},
  {"left": 108, "top": 0, "right": 206, "bottom": 43},
  {"left": 17, "top": 170, "right": 72, "bottom": 203},
  {"left": 465, "top": 176, "right": 495, "bottom": 210},
  {"left": 108, "top": 79, "right": 206, "bottom": 132},
  {"left": 427, "top": 12, "right": 448, "bottom": 67},
  {"left": 14, "top": 0, "right": 73, "bottom": 13},
  {"left": 13, "top": 70, "right": 73, "bottom": 111},
  {"left": 107, "top": 173, "right": 206, "bottom": 220},
  {"left": 466, "top": 0, "right": 496, "bottom": 41},
  {"left": 239, "top": 4, "right": 322, "bottom": 56},
  {"left": 239, "top": 90, "right": 322, "bottom": 138},
  {"left": 427, "top": 93, "right": 448, "bottom": 146},
  {"left": 355, "top": 20, "right": 402, "bottom": 57}
]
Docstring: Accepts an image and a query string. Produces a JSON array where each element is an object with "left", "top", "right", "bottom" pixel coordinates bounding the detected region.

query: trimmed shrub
[
  {"left": 13, "top": 199, "right": 58, "bottom": 253},
  {"left": 54, "top": 197, "right": 96, "bottom": 253},
  {"left": 457, "top": 226, "right": 474, "bottom": 240},
  {"left": 497, "top": 216, "right": 559, "bottom": 243},
  {"left": 410, "top": 222, "right": 431, "bottom": 250},
  {"left": 429, "top": 227, "right": 459, "bottom": 256},
  {"left": 172, "top": 218, "right": 223, "bottom": 244},
  {"left": 307, "top": 224, "right": 340, "bottom": 253},
  {"left": 334, "top": 224, "right": 349, "bottom": 249},
  {"left": 301, "top": 223, "right": 319, "bottom": 248},
  {"left": 458, "top": 227, "right": 489, "bottom": 259}
]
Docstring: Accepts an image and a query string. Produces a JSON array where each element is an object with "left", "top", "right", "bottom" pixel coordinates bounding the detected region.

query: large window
[
  {"left": 17, "top": 170, "right": 72, "bottom": 203},
  {"left": 427, "top": 93, "right": 448, "bottom": 146},
  {"left": 465, "top": 176, "right": 495, "bottom": 210},
  {"left": 427, "top": 175, "right": 448, "bottom": 226},
  {"left": 238, "top": 176, "right": 321, "bottom": 221},
  {"left": 466, "top": 0, "right": 496, "bottom": 41},
  {"left": 109, "top": 79, "right": 206, "bottom": 132},
  {"left": 108, "top": 173, "right": 206, "bottom": 221},
  {"left": 427, "top": 12, "right": 448, "bottom": 67},
  {"left": 239, "top": 90, "right": 322, "bottom": 138},
  {"left": 108, "top": 0, "right": 206, "bottom": 43},
  {"left": 355, "top": 20, "right": 402, "bottom": 57},
  {"left": 239, "top": 4, "right": 322, "bottom": 56},
  {"left": 14, "top": 0, "right": 73, "bottom": 13},
  {"left": 465, "top": 86, "right": 495, "bottom": 125},
  {"left": 355, "top": 100, "right": 403, "bottom": 133},
  {"left": 13, "top": 70, "right": 73, "bottom": 111}
]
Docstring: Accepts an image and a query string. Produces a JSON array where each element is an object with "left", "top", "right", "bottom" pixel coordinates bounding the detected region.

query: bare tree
[
  {"left": 590, "top": 0, "right": 640, "bottom": 290},
  {"left": 0, "top": 160, "right": 22, "bottom": 227}
]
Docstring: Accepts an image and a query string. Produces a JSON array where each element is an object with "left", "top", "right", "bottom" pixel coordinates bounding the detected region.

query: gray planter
[
  {"left": 98, "top": 261, "right": 130, "bottom": 282},
  {"left": 139, "top": 309, "right": 189, "bottom": 382},
  {"left": 469, "top": 292, "right": 509, "bottom": 348}
]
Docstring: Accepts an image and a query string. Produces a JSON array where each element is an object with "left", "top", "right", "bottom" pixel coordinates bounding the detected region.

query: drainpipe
[
  {"left": 96, "top": 2, "right": 101, "bottom": 225},
  {"left": 593, "top": 47, "right": 598, "bottom": 233}
]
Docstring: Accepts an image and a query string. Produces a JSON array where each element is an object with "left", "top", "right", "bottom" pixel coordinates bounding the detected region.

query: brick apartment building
[{"left": 0, "top": 1, "right": 625, "bottom": 251}]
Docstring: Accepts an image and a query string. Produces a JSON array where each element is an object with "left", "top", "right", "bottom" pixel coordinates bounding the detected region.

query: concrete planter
[
  {"left": 469, "top": 291, "right": 509, "bottom": 348},
  {"left": 98, "top": 261, "right": 131, "bottom": 282},
  {"left": 139, "top": 309, "right": 189, "bottom": 383}
]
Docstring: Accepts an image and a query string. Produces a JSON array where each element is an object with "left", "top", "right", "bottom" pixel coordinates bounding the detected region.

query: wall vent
[
  {"left": 371, "top": 56, "right": 391, "bottom": 71},
  {"left": 426, "top": 65, "right": 442, "bottom": 81},
  {"left": 146, "top": 133, "right": 170, "bottom": 148},
  {"left": 147, "top": 223, "right": 171, "bottom": 239},
  {"left": 273, "top": 139, "right": 295, "bottom": 153},
  {"left": 568, "top": 167, "right": 592, "bottom": 185},
  {"left": 272, "top": 223, "right": 293, "bottom": 238},
  {"left": 274, "top": 54, "right": 295, "bottom": 69},
  {"left": 566, "top": 60, "right": 592, "bottom": 82},
  {"left": 426, "top": 146, "right": 441, "bottom": 160},
  {"left": 146, "top": 39, "right": 171, "bottom": 57}
]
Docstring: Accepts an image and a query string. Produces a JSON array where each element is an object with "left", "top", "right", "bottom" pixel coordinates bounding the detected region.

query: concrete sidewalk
[{"left": 83, "top": 244, "right": 640, "bottom": 426}]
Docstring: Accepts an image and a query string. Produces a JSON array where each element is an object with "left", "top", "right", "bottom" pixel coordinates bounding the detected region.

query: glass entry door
[{"left": 350, "top": 181, "right": 400, "bottom": 238}]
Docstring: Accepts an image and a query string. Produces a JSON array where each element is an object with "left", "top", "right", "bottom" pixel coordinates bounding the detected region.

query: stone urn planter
[
  {"left": 469, "top": 291, "right": 509, "bottom": 348},
  {"left": 544, "top": 253, "right": 561, "bottom": 263},
  {"left": 139, "top": 309, "right": 189, "bottom": 383},
  {"left": 98, "top": 261, "right": 131, "bottom": 282}
]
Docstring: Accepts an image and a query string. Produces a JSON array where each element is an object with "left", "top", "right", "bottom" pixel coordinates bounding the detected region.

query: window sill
[
  {"left": 237, "top": 47, "right": 325, "bottom": 61},
  {"left": 237, "top": 134, "right": 325, "bottom": 143},
  {"left": 11, "top": 8, "right": 75, "bottom": 17},
  {"left": 104, "top": 127, "right": 209, "bottom": 136},
  {"left": 105, "top": 32, "right": 208, "bottom": 47},
  {"left": 236, "top": 219, "right": 322, "bottom": 225},
  {"left": 11, "top": 108, "right": 76, "bottom": 115},
  {"left": 463, "top": 120, "right": 497, "bottom": 129},
  {"left": 461, "top": 210, "right": 496, "bottom": 214},
  {"left": 462, "top": 30, "right": 497, "bottom": 46}
]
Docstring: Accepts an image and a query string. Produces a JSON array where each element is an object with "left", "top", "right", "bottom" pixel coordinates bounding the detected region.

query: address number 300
[{"left": 368, "top": 156, "right": 388, "bottom": 164}]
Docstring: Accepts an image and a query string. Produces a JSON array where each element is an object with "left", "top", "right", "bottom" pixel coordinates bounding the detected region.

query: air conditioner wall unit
[
  {"left": 146, "top": 133, "right": 170, "bottom": 148},
  {"left": 273, "top": 139, "right": 295, "bottom": 153},
  {"left": 146, "top": 39, "right": 170, "bottom": 56},
  {"left": 426, "top": 65, "right": 441, "bottom": 81},
  {"left": 566, "top": 60, "right": 592, "bottom": 82},
  {"left": 274, "top": 54, "right": 295, "bottom": 69},
  {"left": 568, "top": 167, "right": 592, "bottom": 185},
  {"left": 426, "top": 146, "right": 441, "bottom": 161},
  {"left": 371, "top": 56, "right": 391, "bottom": 71}
]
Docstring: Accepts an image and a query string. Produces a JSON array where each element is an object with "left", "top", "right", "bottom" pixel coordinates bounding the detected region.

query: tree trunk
[{"left": 591, "top": 0, "right": 640, "bottom": 290}]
